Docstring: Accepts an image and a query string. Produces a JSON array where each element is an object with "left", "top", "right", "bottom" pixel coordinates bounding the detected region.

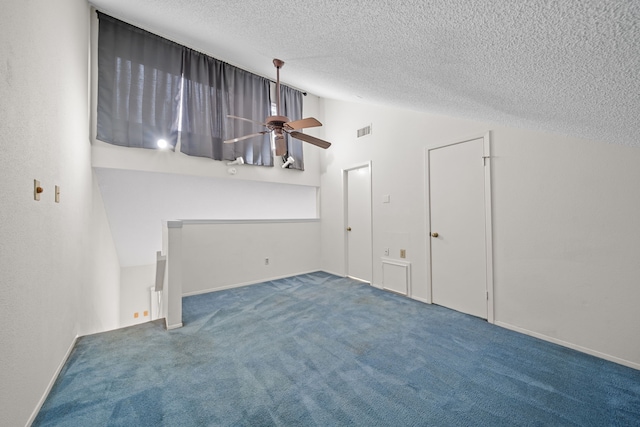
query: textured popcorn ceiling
[{"left": 89, "top": 0, "right": 640, "bottom": 146}]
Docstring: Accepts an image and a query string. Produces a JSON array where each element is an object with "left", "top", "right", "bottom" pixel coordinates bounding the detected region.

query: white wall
[
  {"left": 319, "top": 100, "right": 485, "bottom": 294},
  {"left": 79, "top": 174, "right": 121, "bottom": 336},
  {"left": 0, "top": 1, "right": 121, "bottom": 425},
  {"left": 319, "top": 98, "right": 640, "bottom": 368},
  {"left": 177, "top": 220, "right": 321, "bottom": 296},
  {"left": 491, "top": 128, "right": 640, "bottom": 367},
  {"left": 92, "top": 133, "right": 324, "bottom": 187},
  {"left": 95, "top": 168, "right": 320, "bottom": 329},
  {"left": 120, "top": 264, "right": 156, "bottom": 327},
  {"left": 95, "top": 168, "right": 319, "bottom": 267}
]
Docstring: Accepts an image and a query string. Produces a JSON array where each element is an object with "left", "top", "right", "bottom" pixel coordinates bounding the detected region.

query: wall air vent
[{"left": 357, "top": 124, "right": 372, "bottom": 138}]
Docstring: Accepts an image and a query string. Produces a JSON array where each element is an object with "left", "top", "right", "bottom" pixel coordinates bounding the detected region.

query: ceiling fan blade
[
  {"left": 227, "top": 115, "right": 267, "bottom": 127},
  {"left": 284, "top": 117, "right": 322, "bottom": 131},
  {"left": 289, "top": 131, "right": 332, "bottom": 149},
  {"left": 274, "top": 136, "right": 287, "bottom": 156},
  {"left": 224, "top": 131, "right": 269, "bottom": 144}
]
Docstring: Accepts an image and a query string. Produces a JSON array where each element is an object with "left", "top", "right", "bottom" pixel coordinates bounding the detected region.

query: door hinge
[
  {"left": 482, "top": 156, "right": 490, "bottom": 166},
  {"left": 486, "top": 291, "right": 489, "bottom": 300}
]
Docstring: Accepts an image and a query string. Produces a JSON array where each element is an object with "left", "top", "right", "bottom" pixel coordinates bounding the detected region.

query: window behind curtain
[
  {"left": 96, "top": 12, "right": 183, "bottom": 150},
  {"left": 96, "top": 12, "right": 273, "bottom": 166},
  {"left": 280, "top": 85, "right": 304, "bottom": 170},
  {"left": 180, "top": 49, "right": 272, "bottom": 165}
]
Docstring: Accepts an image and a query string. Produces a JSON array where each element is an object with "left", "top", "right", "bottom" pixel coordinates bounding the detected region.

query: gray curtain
[
  {"left": 280, "top": 85, "right": 304, "bottom": 170},
  {"left": 180, "top": 49, "right": 272, "bottom": 165},
  {"left": 96, "top": 12, "right": 183, "bottom": 149}
]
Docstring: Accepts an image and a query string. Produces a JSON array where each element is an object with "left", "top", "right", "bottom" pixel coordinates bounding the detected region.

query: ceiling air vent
[{"left": 357, "top": 124, "right": 372, "bottom": 138}]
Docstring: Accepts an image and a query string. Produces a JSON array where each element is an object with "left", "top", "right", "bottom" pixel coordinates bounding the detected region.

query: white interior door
[
  {"left": 429, "top": 138, "right": 488, "bottom": 319},
  {"left": 346, "top": 165, "right": 372, "bottom": 282}
]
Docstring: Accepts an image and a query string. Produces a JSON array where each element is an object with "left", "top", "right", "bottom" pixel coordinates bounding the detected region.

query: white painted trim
[
  {"left": 179, "top": 218, "right": 320, "bottom": 225},
  {"left": 321, "top": 269, "right": 346, "bottom": 278},
  {"left": 370, "top": 282, "right": 384, "bottom": 290},
  {"left": 380, "top": 258, "right": 412, "bottom": 267},
  {"left": 422, "top": 147, "right": 433, "bottom": 304},
  {"left": 28, "top": 335, "right": 78, "bottom": 426},
  {"left": 165, "top": 321, "right": 184, "bottom": 330},
  {"left": 428, "top": 131, "right": 494, "bottom": 149},
  {"left": 166, "top": 225, "right": 183, "bottom": 330},
  {"left": 347, "top": 276, "right": 371, "bottom": 284},
  {"left": 384, "top": 288, "right": 409, "bottom": 297},
  {"left": 367, "top": 162, "right": 373, "bottom": 287},
  {"left": 424, "top": 132, "right": 495, "bottom": 323},
  {"left": 342, "top": 161, "right": 374, "bottom": 283},
  {"left": 495, "top": 321, "right": 640, "bottom": 371},
  {"left": 482, "top": 131, "right": 495, "bottom": 324},
  {"left": 341, "top": 161, "right": 372, "bottom": 171},
  {"left": 381, "top": 258, "right": 411, "bottom": 296},
  {"left": 411, "top": 295, "right": 430, "bottom": 304},
  {"left": 342, "top": 169, "right": 348, "bottom": 277},
  {"left": 181, "top": 270, "right": 321, "bottom": 297}
]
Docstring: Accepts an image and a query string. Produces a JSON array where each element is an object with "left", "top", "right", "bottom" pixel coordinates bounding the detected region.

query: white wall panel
[
  {"left": 319, "top": 98, "right": 640, "bottom": 368},
  {"left": 0, "top": 2, "right": 120, "bottom": 425},
  {"left": 179, "top": 220, "right": 321, "bottom": 296},
  {"left": 95, "top": 168, "right": 319, "bottom": 267},
  {"left": 119, "top": 264, "right": 156, "bottom": 328}
]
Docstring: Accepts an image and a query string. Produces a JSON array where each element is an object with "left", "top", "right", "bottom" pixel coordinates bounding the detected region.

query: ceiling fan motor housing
[{"left": 266, "top": 116, "right": 290, "bottom": 130}]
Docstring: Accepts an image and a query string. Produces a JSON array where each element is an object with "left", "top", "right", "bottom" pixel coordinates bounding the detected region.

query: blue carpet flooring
[{"left": 34, "top": 272, "right": 640, "bottom": 426}]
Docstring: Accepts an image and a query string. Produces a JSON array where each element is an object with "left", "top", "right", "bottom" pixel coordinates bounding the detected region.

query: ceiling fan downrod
[{"left": 273, "top": 58, "right": 284, "bottom": 117}]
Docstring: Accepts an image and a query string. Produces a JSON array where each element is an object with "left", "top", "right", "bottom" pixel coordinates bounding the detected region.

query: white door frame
[
  {"left": 342, "top": 161, "right": 373, "bottom": 283},
  {"left": 424, "top": 132, "right": 494, "bottom": 323}
]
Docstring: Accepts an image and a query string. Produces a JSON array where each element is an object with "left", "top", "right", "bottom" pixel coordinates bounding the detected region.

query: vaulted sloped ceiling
[{"left": 89, "top": 0, "right": 640, "bottom": 147}]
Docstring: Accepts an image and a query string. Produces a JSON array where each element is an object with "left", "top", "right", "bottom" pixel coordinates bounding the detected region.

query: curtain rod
[{"left": 268, "top": 79, "right": 307, "bottom": 96}]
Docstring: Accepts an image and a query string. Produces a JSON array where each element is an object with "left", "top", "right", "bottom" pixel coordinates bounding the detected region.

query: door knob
[
  {"left": 347, "top": 227, "right": 352, "bottom": 231},
  {"left": 431, "top": 232, "right": 439, "bottom": 238}
]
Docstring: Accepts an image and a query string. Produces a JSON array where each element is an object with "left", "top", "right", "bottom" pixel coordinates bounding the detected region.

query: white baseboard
[
  {"left": 347, "top": 276, "right": 371, "bottom": 284},
  {"left": 382, "top": 287, "right": 408, "bottom": 296},
  {"left": 27, "top": 335, "right": 78, "bottom": 426},
  {"left": 410, "top": 295, "right": 430, "bottom": 304},
  {"left": 370, "top": 282, "right": 383, "bottom": 290},
  {"left": 181, "top": 270, "right": 322, "bottom": 297},
  {"left": 495, "top": 321, "right": 640, "bottom": 371},
  {"left": 319, "top": 269, "right": 345, "bottom": 278},
  {"left": 165, "top": 321, "right": 183, "bottom": 330}
]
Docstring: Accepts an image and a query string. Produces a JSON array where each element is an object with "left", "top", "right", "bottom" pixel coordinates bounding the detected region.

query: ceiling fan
[{"left": 224, "top": 58, "right": 331, "bottom": 157}]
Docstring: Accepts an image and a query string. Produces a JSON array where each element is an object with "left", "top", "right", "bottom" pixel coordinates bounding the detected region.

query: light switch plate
[{"left": 34, "top": 179, "right": 41, "bottom": 201}]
